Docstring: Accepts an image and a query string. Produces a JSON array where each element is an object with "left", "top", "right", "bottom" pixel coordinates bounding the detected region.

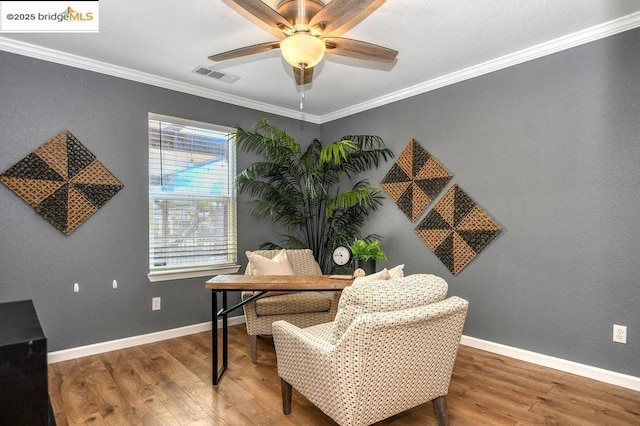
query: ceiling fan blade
[
  {"left": 294, "top": 66, "right": 314, "bottom": 86},
  {"left": 324, "top": 37, "right": 397, "bottom": 62},
  {"left": 208, "top": 41, "right": 281, "bottom": 62},
  {"left": 310, "top": 0, "right": 385, "bottom": 35},
  {"left": 229, "top": 0, "right": 293, "bottom": 33}
]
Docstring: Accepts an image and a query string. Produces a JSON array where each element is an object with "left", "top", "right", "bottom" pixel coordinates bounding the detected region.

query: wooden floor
[{"left": 49, "top": 324, "right": 640, "bottom": 425}]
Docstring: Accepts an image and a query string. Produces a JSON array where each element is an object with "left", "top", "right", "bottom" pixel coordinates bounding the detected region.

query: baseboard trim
[
  {"left": 460, "top": 335, "right": 640, "bottom": 392},
  {"left": 47, "top": 315, "right": 246, "bottom": 364},
  {"left": 48, "top": 320, "right": 640, "bottom": 392}
]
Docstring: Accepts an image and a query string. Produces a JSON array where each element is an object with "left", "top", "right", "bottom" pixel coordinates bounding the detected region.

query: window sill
[{"left": 147, "top": 264, "right": 241, "bottom": 282}]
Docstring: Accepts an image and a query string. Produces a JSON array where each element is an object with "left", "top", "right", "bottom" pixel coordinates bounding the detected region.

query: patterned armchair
[
  {"left": 242, "top": 249, "right": 340, "bottom": 363},
  {"left": 272, "top": 274, "right": 468, "bottom": 426}
]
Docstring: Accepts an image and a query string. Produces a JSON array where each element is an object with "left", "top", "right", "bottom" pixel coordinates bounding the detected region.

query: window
[{"left": 148, "top": 113, "right": 239, "bottom": 281}]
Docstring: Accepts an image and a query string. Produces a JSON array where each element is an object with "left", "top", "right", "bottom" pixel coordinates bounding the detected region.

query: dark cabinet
[{"left": 0, "top": 300, "right": 54, "bottom": 425}]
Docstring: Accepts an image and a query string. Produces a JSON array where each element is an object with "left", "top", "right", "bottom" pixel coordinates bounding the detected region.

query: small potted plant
[{"left": 349, "top": 239, "right": 387, "bottom": 274}]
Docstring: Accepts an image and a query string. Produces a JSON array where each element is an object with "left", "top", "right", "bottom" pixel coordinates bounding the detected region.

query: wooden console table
[{"left": 205, "top": 275, "right": 352, "bottom": 385}]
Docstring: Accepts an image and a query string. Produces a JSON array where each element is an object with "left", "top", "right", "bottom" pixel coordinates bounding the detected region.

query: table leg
[
  {"left": 212, "top": 290, "right": 228, "bottom": 385},
  {"left": 211, "top": 289, "right": 266, "bottom": 385},
  {"left": 222, "top": 290, "right": 228, "bottom": 372},
  {"left": 211, "top": 290, "right": 219, "bottom": 385}
]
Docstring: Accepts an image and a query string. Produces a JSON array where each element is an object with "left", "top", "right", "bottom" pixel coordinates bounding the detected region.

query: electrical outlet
[
  {"left": 152, "top": 297, "right": 161, "bottom": 311},
  {"left": 613, "top": 324, "right": 627, "bottom": 344}
]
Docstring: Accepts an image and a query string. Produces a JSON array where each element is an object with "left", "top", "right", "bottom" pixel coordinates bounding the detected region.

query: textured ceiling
[{"left": 1, "top": 0, "right": 640, "bottom": 122}]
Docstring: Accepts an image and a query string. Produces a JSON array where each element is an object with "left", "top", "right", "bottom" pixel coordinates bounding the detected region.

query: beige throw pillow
[
  {"left": 245, "top": 249, "right": 296, "bottom": 298},
  {"left": 351, "top": 268, "right": 391, "bottom": 285},
  {"left": 245, "top": 249, "right": 295, "bottom": 275},
  {"left": 387, "top": 264, "right": 405, "bottom": 279}
]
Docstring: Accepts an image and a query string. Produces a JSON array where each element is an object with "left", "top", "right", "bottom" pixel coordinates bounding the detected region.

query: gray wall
[
  {"left": 0, "top": 51, "right": 319, "bottom": 351},
  {"left": 1, "top": 26, "right": 638, "bottom": 378},
  {"left": 321, "top": 28, "right": 640, "bottom": 377}
]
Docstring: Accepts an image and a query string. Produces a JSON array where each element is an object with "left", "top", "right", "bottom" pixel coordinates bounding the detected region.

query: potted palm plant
[
  {"left": 234, "top": 119, "right": 393, "bottom": 273},
  {"left": 349, "top": 239, "right": 387, "bottom": 274}
]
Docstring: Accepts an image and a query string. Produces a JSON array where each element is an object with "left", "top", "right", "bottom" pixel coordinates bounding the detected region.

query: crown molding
[
  {"left": 320, "top": 11, "right": 640, "bottom": 123},
  {"left": 0, "top": 37, "right": 322, "bottom": 124},
  {"left": 2, "top": 11, "right": 640, "bottom": 125}
]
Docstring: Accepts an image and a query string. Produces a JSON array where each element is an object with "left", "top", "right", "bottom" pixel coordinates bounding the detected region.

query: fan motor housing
[{"left": 277, "top": 0, "right": 324, "bottom": 24}]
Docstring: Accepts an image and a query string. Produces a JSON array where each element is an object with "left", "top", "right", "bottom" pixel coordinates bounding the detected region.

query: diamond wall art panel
[
  {"left": 380, "top": 138, "right": 453, "bottom": 222},
  {"left": 1, "top": 130, "right": 124, "bottom": 235},
  {"left": 415, "top": 184, "right": 501, "bottom": 275}
]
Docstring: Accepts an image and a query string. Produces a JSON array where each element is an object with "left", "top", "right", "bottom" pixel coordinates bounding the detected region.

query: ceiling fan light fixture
[{"left": 280, "top": 33, "right": 325, "bottom": 68}]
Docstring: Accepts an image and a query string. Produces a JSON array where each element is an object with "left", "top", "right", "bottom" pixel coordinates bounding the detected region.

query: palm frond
[
  {"left": 234, "top": 118, "right": 300, "bottom": 162},
  {"left": 278, "top": 235, "right": 308, "bottom": 249},
  {"left": 325, "top": 183, "right": 382, "bottom": 218},
  {"left": 319, "top": 140, "right": 356, "bottom": 165}
]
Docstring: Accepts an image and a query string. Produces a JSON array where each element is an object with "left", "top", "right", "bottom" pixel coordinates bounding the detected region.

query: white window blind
[{"left": 148, "top": 113, "right": 238, "bottom": 281}]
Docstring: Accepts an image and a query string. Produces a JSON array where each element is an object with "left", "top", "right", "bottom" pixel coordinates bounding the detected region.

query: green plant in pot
[
  {"left": 349, "top": 239, "right": 387, "bottom": 275},
  {"left": 234, "top": 118, "right": 393, "bottom": 273}
]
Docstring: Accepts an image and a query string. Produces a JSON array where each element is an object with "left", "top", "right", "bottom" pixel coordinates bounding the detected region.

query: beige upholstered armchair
[
  {"left": 272, "top": 274, "right": 468, "bottom": 426},
  {"left": 242, "top": 249, "right": 340, "bottom": 362}
]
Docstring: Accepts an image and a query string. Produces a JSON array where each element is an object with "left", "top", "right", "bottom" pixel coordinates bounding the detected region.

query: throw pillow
[
  {"left": 387, "top": 264, "right": 405, "bottom": 279},
  {"left": 245, "top": 249, "right": 295, "bottom": 275},
  {"left": 352, "top": 268, "right": 391, "bottom": 285},
  {"left": 245, "top": 249, "right": 296, "bottom": 298}
]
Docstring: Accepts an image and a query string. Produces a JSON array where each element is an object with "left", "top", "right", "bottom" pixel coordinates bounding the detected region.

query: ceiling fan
[{"left": 209, "top": 0, "right": 398, "bottom": 86}]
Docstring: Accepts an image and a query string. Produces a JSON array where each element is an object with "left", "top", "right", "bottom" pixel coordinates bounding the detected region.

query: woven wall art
[
  {"left": 380, "top": 138, "right": 452, "bottom": 222},
  {"left": 0, "top": 130, "right": 124, "bottom": 235},
  {"left": 415, "top": 184, "right": 501, "bottom": 275}
]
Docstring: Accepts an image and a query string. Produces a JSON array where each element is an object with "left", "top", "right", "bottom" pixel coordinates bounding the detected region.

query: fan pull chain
[{"left": 300, "top": 91, "right": 305, "bottom": 110}]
